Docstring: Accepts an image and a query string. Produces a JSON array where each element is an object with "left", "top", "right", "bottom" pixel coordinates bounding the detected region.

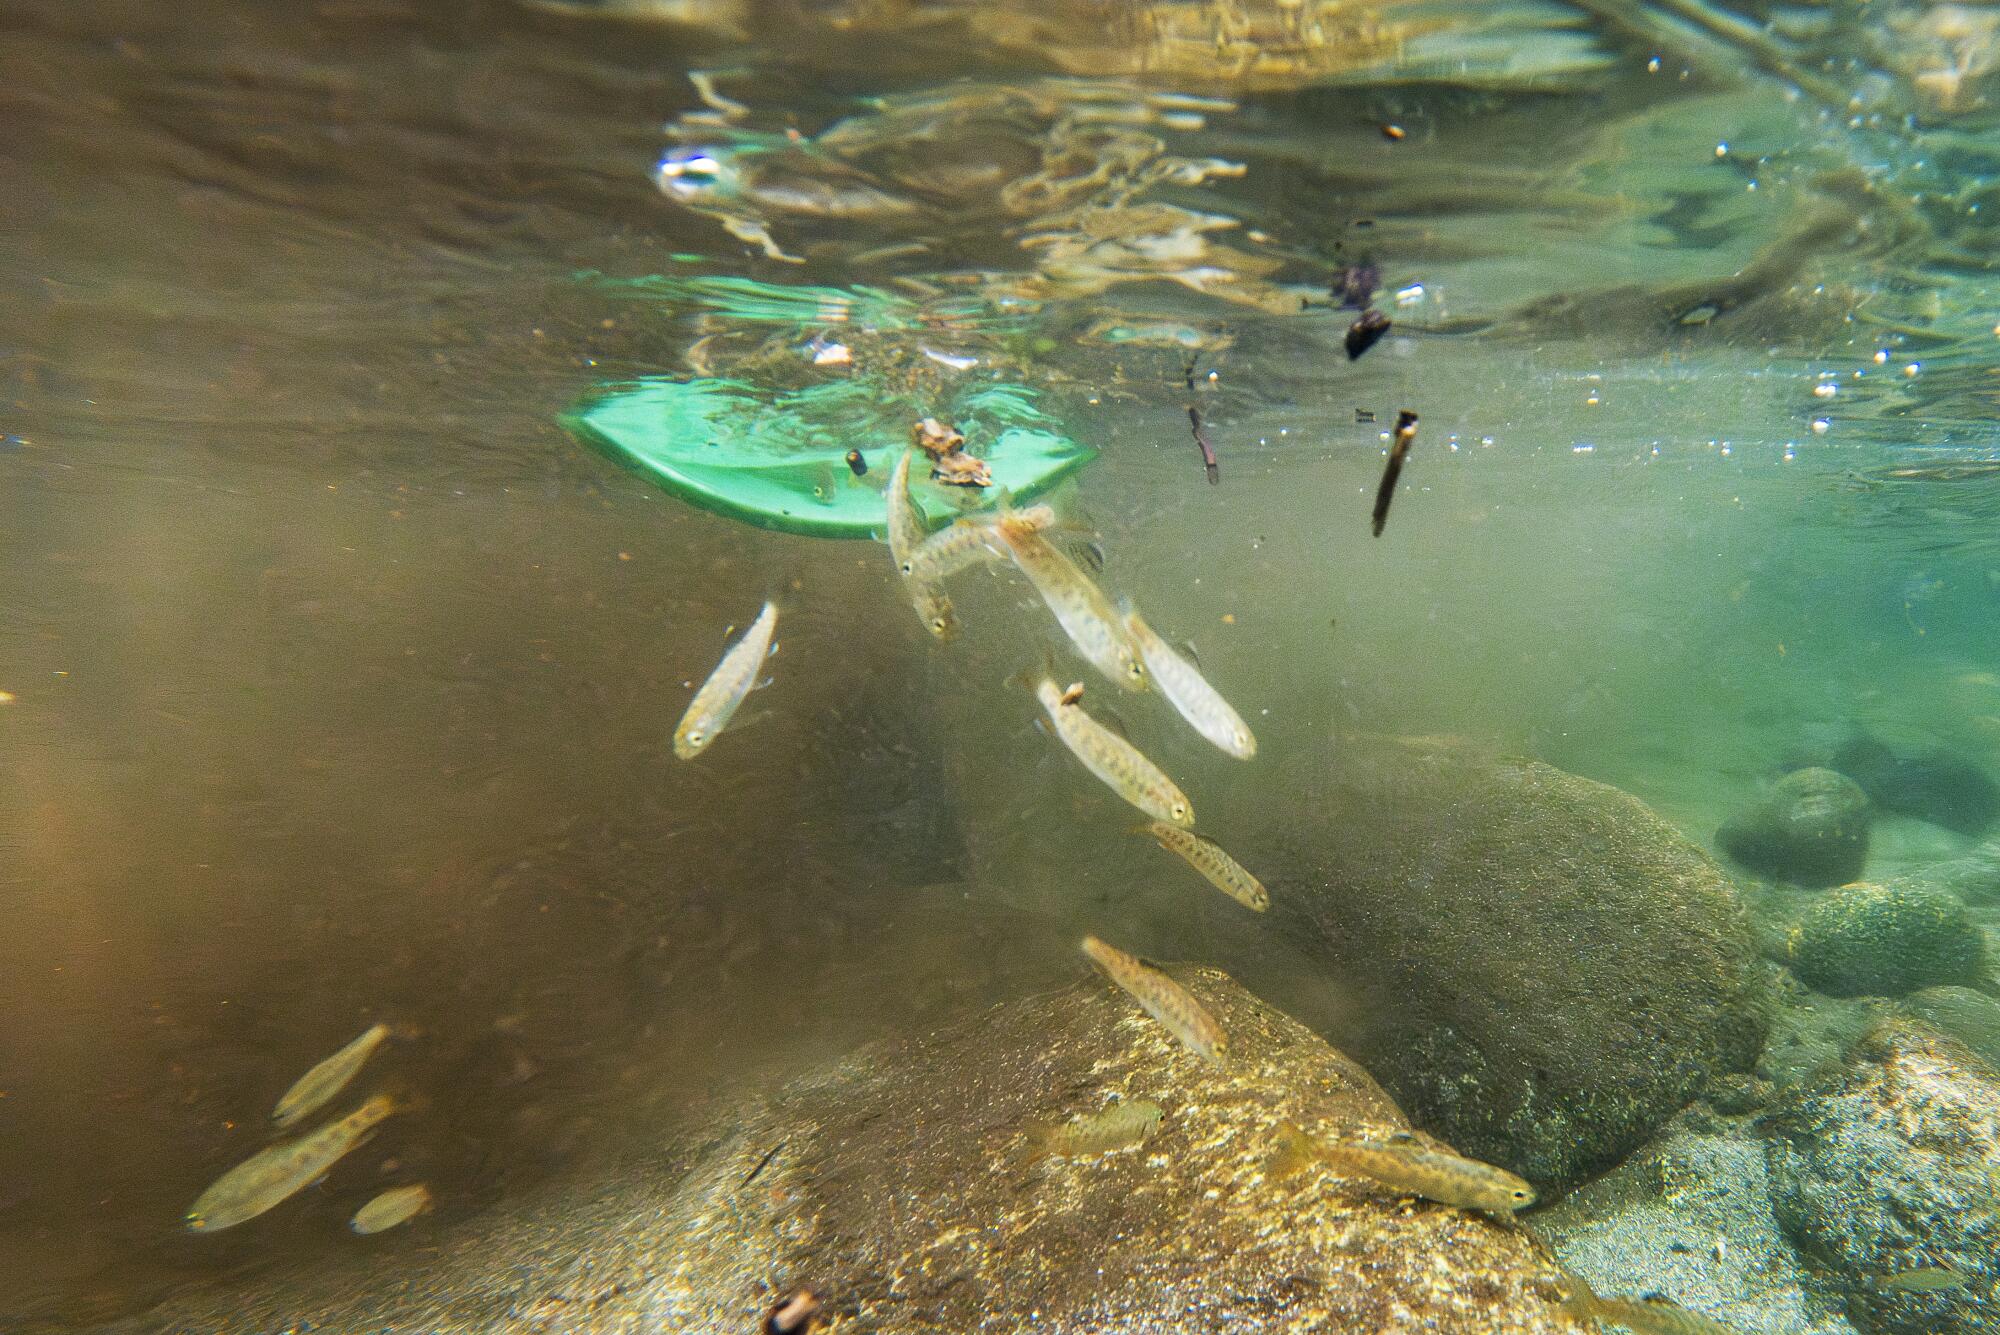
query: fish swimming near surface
[
  {"left": 350, "top": 1182, "right": 432, "bottom": 1234},
  {"left": 1120, "top": 605, "right": 1255, "bottom": 759},
  {"left": 1081, "top": 935, "right": 1226, "bottom": 1066},
  {"left": 1023, "top": 1099, "right": 1165, "bottom": 1164},
  {"left": 885, "top": 446, "right": 961, "bottom": 639},
  {"left": 673, "top": 600, "right": 779, "bottom": 758},
  {"left": 186, "top": 1093, "right": 401, "bottom": 1233},
  {"left": 1132, "top": 822, "right": 1268, "bottom": 911},
  {"left": 272, "top": 1022, "right": 391, "bottom": 1130},
  {"left": 1266, "top": 1121, "right": 1535, "bottom": 1213},
  {"left": 1035, "top": 677, "right": 1192, "bottom": 826},
  {"left": 905, "top": 504, "right": 1054, "bottom": 586},
  {"left": 997, "top": 515, "right": 1148, "bottom": 690}
]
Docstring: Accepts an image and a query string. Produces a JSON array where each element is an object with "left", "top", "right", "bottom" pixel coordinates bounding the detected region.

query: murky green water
[{"left": 4, "top": 2, "right": 1998, "bottom": 1331}]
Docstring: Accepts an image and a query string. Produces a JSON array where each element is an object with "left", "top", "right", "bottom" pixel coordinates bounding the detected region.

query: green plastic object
[{"left": 564, "top": 376, "right": 1096, "bottom": 539}]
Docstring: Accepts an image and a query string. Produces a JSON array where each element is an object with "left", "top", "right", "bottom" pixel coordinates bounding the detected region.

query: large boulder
[
  {"left": 1787, "top": 881, "right": 1987, "bottom": 997},
  {"left": 1765, "top": 1022, "right": 2000, "bottom": 1335},
  {"left": 1830, "top": 735, "right": 1999, "bottom": 836},
  {"left": 1717, "top": 767, "right": 1872, "bottom": 887},
  {"left": 1242, "top": 736, "right": 1768, "bottom": 1193},
  {"left": 134, "top": 972, "right": 1588, "bottom": 1334}
]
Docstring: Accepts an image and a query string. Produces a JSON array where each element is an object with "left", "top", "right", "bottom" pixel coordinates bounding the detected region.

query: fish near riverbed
[
  {"left": 1081, "top": 935, "right": 1226, "bottom": 1065},
  {"left": 271, "top": 1021, "right": 391, "bottom": 1130},
  {"left": 1132, "top": 822, "right": 1268, "bottom": 910},
  {"left": 187, "top": 1093, "right": 401, "bottom": 1233},
  {"left": 1023, "top": 1099, "right": 1164, "bottom": 1164},
  {"left": 350, "top": 1183, "right": 432, "bottom": 1234},
  {"left": 673, "top": 600, "right": 779, "bottom": 758},
  {"left": 1266, "top": 1121, "right": 1535, "bottom": 1213},
  {"left": 1561, "top": 1274, "right": 1744, "bottom": 1335},
  {"left": 1034, "top": 677, "right": 1192, "bottom": 826}
]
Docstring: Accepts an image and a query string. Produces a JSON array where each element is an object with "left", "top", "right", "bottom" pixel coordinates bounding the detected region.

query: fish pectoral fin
[
  {"left": 1178, "top": 639, "right": 1202, "bottom": 669},
  {"left": 1099, "top": 709, "right": 1133, "bottom": 741}
]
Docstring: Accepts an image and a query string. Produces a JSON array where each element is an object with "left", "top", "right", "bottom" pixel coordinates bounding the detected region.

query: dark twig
[
  {"left": 1371, "top": 410, "right": 1418, "bottom": 537},
  {"left": 1188, "top": 406, "right": 1220, "bottom": 485}
]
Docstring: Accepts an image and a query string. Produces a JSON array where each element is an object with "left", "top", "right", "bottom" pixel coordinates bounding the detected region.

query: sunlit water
[{"left": 3, "top": 0, "right": 1998, "bottom": 1327}]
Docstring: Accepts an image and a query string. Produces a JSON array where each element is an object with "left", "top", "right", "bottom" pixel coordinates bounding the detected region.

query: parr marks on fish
[
  {"left": 674, "top": 600, "right": 778, "bottom": 759},
  {"left": 906, "top": 504, "right": 1051, "bottom": 586},
  {"left": 1121, "top": 606, "right": 1255, "bottom": 758},
  {"left": 1081, "top": 935, "right": 1226, "bottom": 1066},
  {"left": 272, "top": 1021, "right": 391, "bottom": 1129},
  {"left": 186, "top": 1093, "right": 400, "bottom": 1233},
  {"left": 1265, "top": 1121, "right": 1535, "bottom": 1213},
  {"left": 1573, "top": 1295, "right": 1745, "bottom": 1335},
  {"left": 997, "top": 517, "right": 1147, "bottom": 690},
  {"left": 1036, "top": 678, "right": 1193, "bottom": 826},
  {"left": 1134, "top": 822, "right": 1268, "bottom": 910},
  {"left": 1024, "top": 1099, "right": 1164, "bottom": 1163},
  {"left": 351, "top": 1183, "right": 432, "bottom": 1234}
]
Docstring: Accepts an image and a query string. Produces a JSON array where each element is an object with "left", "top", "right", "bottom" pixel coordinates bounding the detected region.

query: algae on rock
[
  {"left": 136, "top": 972, "right": 1589, "bottom": 1334},
  {"left": 1247, "top": 735, "right": 1768, "bottom": 1192}
]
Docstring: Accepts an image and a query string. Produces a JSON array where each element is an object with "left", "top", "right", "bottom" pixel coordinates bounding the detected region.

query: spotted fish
[
  {"left": 187, "top": 1093, "right": 400, "bottom": 1233},
  {"left": 1133, "top": 822, "right": 1268, "bottom": 911},
  {"left": 1024, "top": 1099, "right": 1164, "bottom": 1164},
  {"left": 886, "top": 447, "right": 960, "bottom": 639},
  {"left": 906, "top": 504, "right": 1053, "bottom": 585},
  {"left": 1036, "top": 678, "right": 1192, "bottom": 826},
  {"left": 673, "top": 600, "right": 778, "bottom": 759},
  {"left": 1081, "top": 935, "right": 1226, "bottom": 1065},
  {"left": 1120, "top": 604, "right": 1255, "bottom": 758},
  {"left": 272, "top": 1022, "right": 391, "bottom": 1130},
  {"left": 1267, "top": 1121, "right": 1535, "bottom": 1213},
  {"left": 997, "top": 517, "right": 1146, "bottom": 690},
  {"left": 350, "top": 1183, "right": 432, "bottom": 1235}
]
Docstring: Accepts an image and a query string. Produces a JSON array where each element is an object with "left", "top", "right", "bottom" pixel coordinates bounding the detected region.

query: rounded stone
[
  {"left": 1765, "top": 1022, "right": 2000, "bottom": 1335},
  {"left": 1242, "top": 735, "right": 1768, "bottom": 1193},
  {"left": 1716, "top": 767, "right": 1872, "bottom": 887},
  {"left": 135, "top": 972, "right": 1590, "bottom": 1333},
  {"left": 1787, "top": 881, "right": 1987, "bottom": 997}
]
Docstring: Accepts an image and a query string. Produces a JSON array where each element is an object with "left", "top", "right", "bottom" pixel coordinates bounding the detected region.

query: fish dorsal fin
[{"left": 1178, "top": 639, "right": 1202, "bottom": 669}]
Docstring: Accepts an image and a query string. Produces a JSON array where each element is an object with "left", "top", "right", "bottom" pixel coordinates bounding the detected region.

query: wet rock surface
[
  {"left": 132, "top": 972, "right": 1585, "bottom": 1334},
  {"left": 1901, "top": 985, "right": 2000, "bottom": 1067},
  {"left": 1249, "top": 735, "right": 1768, "bottom": 1193},
  {"left": 1717, "top": 767, "right": 1872, "bottom": 887},
  {"left": 1764, "top": 1022, "right": 2000, "bottom": 1335},
  {"left": 1787, "top": 880, "right": 1987, "bottom": 997},
  {"left": 1540, "top": 1113, "right": 1859, "bottom": 1335}
]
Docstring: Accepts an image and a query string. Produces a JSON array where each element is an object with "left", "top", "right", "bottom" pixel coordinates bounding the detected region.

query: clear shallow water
[{"left": 3, "top": 0, "right": 1998, "bottom": 1328}]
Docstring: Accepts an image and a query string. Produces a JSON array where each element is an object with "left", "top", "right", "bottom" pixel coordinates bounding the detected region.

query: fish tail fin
[
  {"left": 1265, "top": 1122, "right": 1318, "bottom": 1181},
  {"left": 1015, "top": 1125, "right": 1055, "bottom": 1168}
]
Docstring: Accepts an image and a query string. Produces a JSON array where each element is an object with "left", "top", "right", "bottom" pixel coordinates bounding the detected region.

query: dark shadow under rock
[
  {"left": 1831, "top": 736, "right": 2000, "bottom": 837},
  {"left": 1716, "top": 767, "right": 1872, "bottom": 887},
  {"left": 130, "top": 972, "right": 1589, "bottom": 1334},
  {"left": 1764, "top": 1022, "right": 2000, "bottom": 1335},
  {"left": 1243, "top": 735, "right": 1768, "bottom": 1194}
]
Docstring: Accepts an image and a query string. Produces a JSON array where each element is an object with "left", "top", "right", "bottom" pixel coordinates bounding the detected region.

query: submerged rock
[
  {"left": 1248, "top": 735, "right": 1767, "bottom": 1193},
  {"left": 1831, "top": 735, "right": 2000, "bottom": 836},
  {"left": 1539, "top": 1113, "right": 1859, "bottom": 1335},
  {"left": 1765, "top": 1022, "right": 2000, "bottom": 1335},
  {"left": 137, "top": 973, "right": 1586, "bottom": 1334},
  {"left": 1717, "top": 768, "right": 1872, "bottom": 887},
  {"left": 1900, "top": 985, "right": 2000, "bottom": 1067},
  {"left": 1787, "top": 881, "right": 1987, "bottom": 997}
]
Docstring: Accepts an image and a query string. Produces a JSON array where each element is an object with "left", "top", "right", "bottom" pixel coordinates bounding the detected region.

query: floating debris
[
  {"left": 1024, "top": 1098, "right": 1165, "bottom": 1163},
  {"left": 1355, "top": 408, "right": 1377, "bottom": 424},
  {"left": 1267, "top": 1121, "right": 1535, "bottom": 1213},
  {"left": 673, "top": 600, "right": 779, "bottom": 759},
  {"left": 271, "top": 1022, "right": 391, "bottom": 1130},
  {"left": 1332, "top": 262, "right": 1381, "bottom": 310},
  {"left": 350, "top": 1183, "right": 432, "bottom": 1235},
  {"left": 1034, "top": 676, "right": 1191, "bottom": 825},
  {"left": 1345, "top": 308, "right": 1392, "bottom": 361},
  {"left": 186, "top": 1093, "right": 401, "bottom": 1233},
  {"left": 1081, "top": 935, "right": 1226, "bottom": 1065},
  {"left": 1188, "top": 406, "right": 1220, "bottom": 485},
  {"left": 843, "top": 448, "right": 867, "bottom": 476},
  {"left": 766, "top": 1288, "right": 823, "bottom": 1335},
  {"left": 1120, "top": 605, "right": 1255, "bottom": 759},
  {"left": 998, "top": 518, "right": 1148, "bottom": 691},
  {"left": 915, "top": 416, "right": 991, "bottom": 489},
  {"left": 1379, "top": 123, "right": 1406, "bottom": 141},
  {"left": 1371, "top": 410, "right": 1418, "bottom": 538},
  {"left": 1132, "top": 822, "right": 1269, "bottom": 911}
]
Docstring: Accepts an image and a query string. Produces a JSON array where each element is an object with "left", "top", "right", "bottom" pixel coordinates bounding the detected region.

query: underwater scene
[{"left": 3, "top": 0, "right": 2000, "bottom": 1331}]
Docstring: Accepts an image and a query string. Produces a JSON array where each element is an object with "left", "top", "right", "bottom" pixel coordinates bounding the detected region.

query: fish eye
[
  {"left": 687, "top": 730, "right": 704, "bottom": 745},
  {"left": 1512, "top": 1189, "right": 1532, "bottom": 1201},
  {"left": 1172, "top": 803, "right": 1188, "bottom": 820}
]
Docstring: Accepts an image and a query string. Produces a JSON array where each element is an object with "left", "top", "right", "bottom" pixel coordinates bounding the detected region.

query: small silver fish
[
  {"left": 906, "top": 505, "right": 1053, "bottom": 586},
  {"left": 187, "top": 1093, "right": 400, "bottom": 1233},
  {"left": 1267, "top": 1121, "right": 1535, "bottom": 1213},
  {"left": 997, "top": 517, "right": 1147, "bottom": 690},
  {"left": 1037, "top": 678, "right": 1192, "bottom": 826},
  {"left": 1024, "top": 1099, "right": 1164, "bottom": 1163},
  {"left": 1081, "top": 935, "right": 1226, "bottom": 1065},
  {"left": 272, "top": 1022, "right": 391, "bottom": 1130},
  {"left": 1121, "top": 605, "right": 1255, "bottom": 759},
  {"left": 673, "top": 600, "right": 778, "bottom": 759},
  {"left": 886, "top": 446, "right": 960, "bottom": 639},
  {"left": 1133, "top": 822, "right": 1268, "bottom": 911},
  {"left": 350, "top": 1183, "right": 432, "bottom": 1235}
]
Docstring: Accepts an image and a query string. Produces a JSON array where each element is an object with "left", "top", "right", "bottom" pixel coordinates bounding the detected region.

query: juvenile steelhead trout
[
  {"left": 350, "top": 1182, "right": 432, "bottom": 1234},
  {"left": 1081, "top": 935, "right": 1226, "bottom": 1066},
  {"left": 1567, "top": 1294, "right": 1743, "bottom": 1335},
  {"left": 1024, "top": 1099, "right": 1164, "bottom": 1163},
  {"left": 998, "top": 518, "right": 1147, "bottom": 690},
  {"left": 187, "top": 1093, "right": 400, "bottom": 1233},
  {"left": 272, "top": 1022, "right": 390, "bottom": 1130},
  {"left": 1036, "top": 678, "right": 1192, "bottom": 826},
  {"left": 673, "top": 600, "right": 778, "bottom": 759},
  {"left": 906, "top": 505, "right": 1053, "bottom": 585},
  {"left": 1134, "top": 822, "right": 1268, "bottom": 911},
  {"left": 886, "top": 447, "right": 960, "bottom": 639},
  {"left": 1121, "top": 606, "right": 1255, "bottom": 759},
  {"left": 1266, "top": 1121, "right": 1535, "bottom": 1213}
]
